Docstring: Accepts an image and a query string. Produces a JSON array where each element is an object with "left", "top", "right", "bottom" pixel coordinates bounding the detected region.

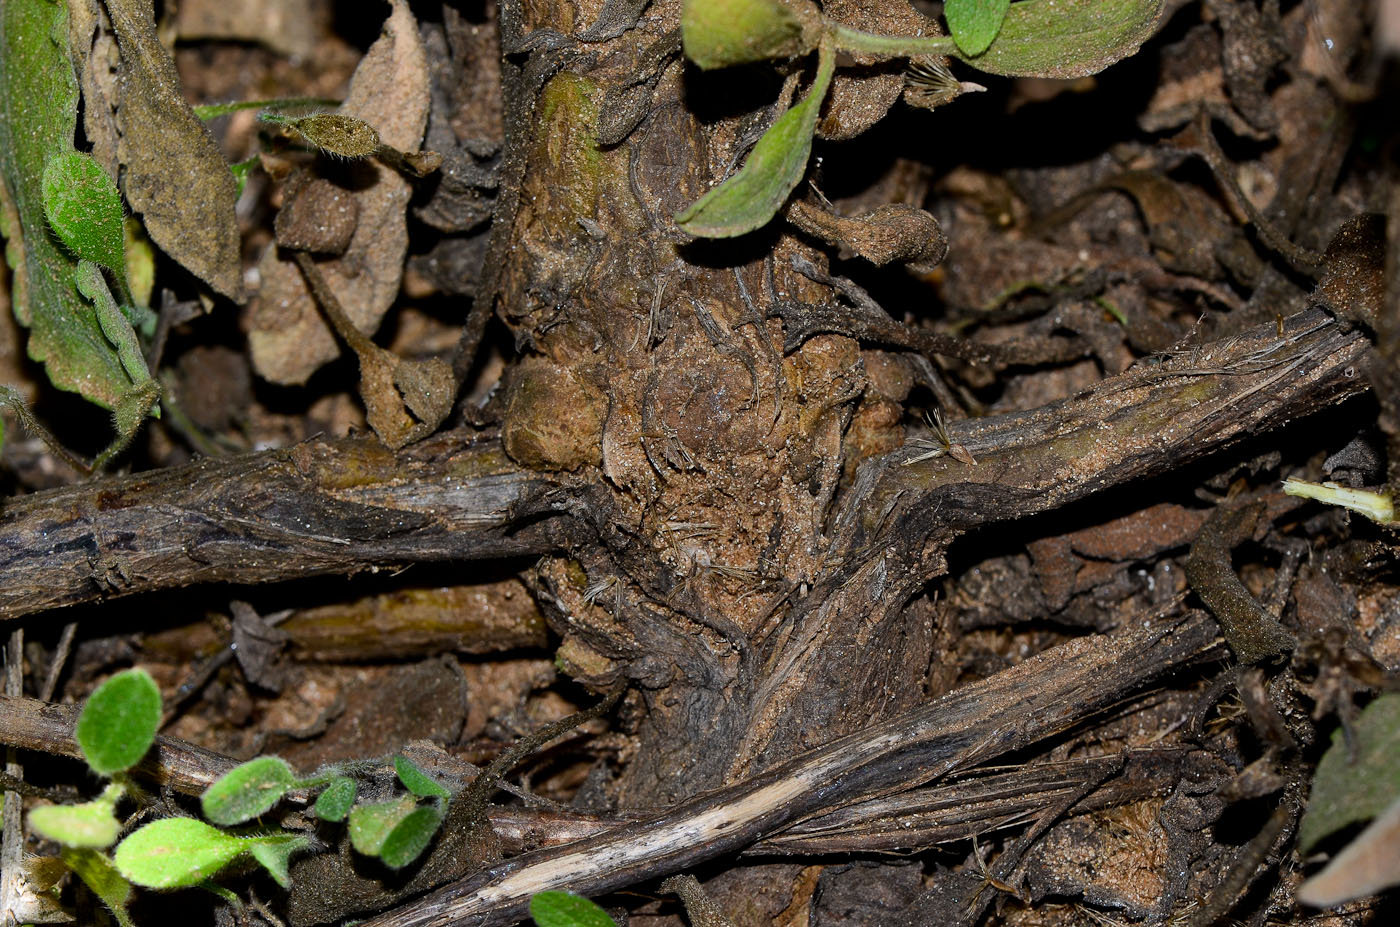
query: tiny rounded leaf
[
  {"left": 394, "top": 756, "right": 450, "bottom": 800},
  {"left": 313, "top": 776, "right": 357, "bottom": 822},
  {"left": 113, "top": 818, "right": 247, "bottom": 890},
  {"left": 348, "top": 795, "right": 416, "bottom": 857},
  {"left": 201, "top": 756, "right": 296, "bottom": 825},
  {"left": 29, "top": 801, "right": 122, "bottom": 848},
  {"left": 529, "top": 891, "right": 618, "bottom": 927},
  {"left": 75, "top": 669, "right": 161, "bottom": 776},
  {"left": 42, "top": 150, "right": 126, "bottom": 273},
  {"left": 378, "top": 805, "right": 442, "bottom": 869}
]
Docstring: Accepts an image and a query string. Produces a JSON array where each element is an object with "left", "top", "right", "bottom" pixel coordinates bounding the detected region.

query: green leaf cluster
[
  {"left": 29, "top": 665, "right": 458, "bottom": 922},
  {"left": 201, "top": 750, "right": 449, "bottom": 869},
  {"left": 676, "top": 0, "right": 1164, "bottom": 237}
]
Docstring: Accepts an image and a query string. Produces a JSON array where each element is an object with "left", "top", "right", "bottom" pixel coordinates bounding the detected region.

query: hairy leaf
[
  {"left": 529, "top": 891, "right": 619, "bottom": 927},
  {"left": 265, "top": 112, "right": 382, "bottom": 158},
  {"left": 101, "top": 0, "right": 244, "bottom": 300},
  {"left": 75, "top": 668, "right": 161, "bottom": 776},
  {"left": 0, "top": 0, "right": 142, "bottom": 410},
  {"left": 952, "top": 0, "right": 1164, "bottom": 79},
  {"left": 378, "top": 804, "right": 443, "bottom": 868},
  {"left": 29, "top": 799, "right": 122, "bottom": 848},
  {"left": 201, "top": 756, "right": 297, "bottom": 825},
  {"left": 42, "top": 150, "right": 125, "bottom": 274},
  {"left": 247, "top": 834, "right": 308, "bottom": 888},
  {"left": 348, "top": 794, "right": 417, "bottom": 857},
  {"left": 62, "top": 848, "right": 135, "bottom": 927},
  {"left": 313, "top": 776, "right": 357, "bottom": 822},
  {"left": 114, "top": 818, "right": 257, "bottom": 889},
  {"left": 944, "top": 0, "right": 1011, "bottom": 58},
  {"left": 676, "top": 38, "right": 835, "bottom": 237},
  {"left": 1300, "top": 693, "right": 1400, "bottom": 853},
  {"left": 394, "top": 755, "right": 451, "bottom": 800}
]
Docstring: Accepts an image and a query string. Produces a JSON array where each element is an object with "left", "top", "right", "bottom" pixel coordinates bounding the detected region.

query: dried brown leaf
[
  {"left": 100, "top": 0, "right": 245, "bottom": 301},
  {"left": 248, "top": 0, "right": 430, "bottom": 385}
]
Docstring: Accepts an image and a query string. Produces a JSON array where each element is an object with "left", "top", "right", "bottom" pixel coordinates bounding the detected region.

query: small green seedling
[
  {"left": 530, "top": 890, "right": 619, "bottom": 927},
  {"left": 29, "top": 666, "right": 463, "bottom": 924},
  {"left": 27, "top": 668, "right": 160, "bottom": 925},
  {"left": 200, "top": 750, "right": 451, "bottom": 869}
]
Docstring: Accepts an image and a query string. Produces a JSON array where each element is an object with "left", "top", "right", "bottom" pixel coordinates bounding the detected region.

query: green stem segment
[{"left": 827, "top": 23, "right": 956, "bottom": 59}]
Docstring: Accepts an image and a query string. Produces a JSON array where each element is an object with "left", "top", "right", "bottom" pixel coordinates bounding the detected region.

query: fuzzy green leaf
[
  {"left": 246, "top": 835, "right": 307, "bottom": 887},
  {"left": 348, "top": 795, "right": 417, "bottom": 857},
  {"left": 113, "top": 818, "right": 247, "bottom": 890},
  {"left": 394, "top": 756, "right": 451, "bottom": 800},
  {"left": 1299, "top": 693, "right": 1400, "bottom": 853},
  {"left": 313, "top": 776, "right": 357, "bottom": 822},
  {"left": 951, "top": 0, "right": 1163, "bottom": 79},
  {"left": 378, "top": 805, "right": 442, "bottom": 869},
  {"left": 42, "top": 150, "right": 126, "bottom": 274},
  {"left": 0, "top": 0, "right": 144, "bottom": 410},
  {"left": 944, "top": 0, "right": 1011, "bottom": 57},
  {"left": 62, "top": 848, "right": 136, "bottom": 927},
  {"left": 201, "top": 756, "right": 297, "bottom": 825},
  {"left": 29, "top": 800, "right": 121, "bottom": 848},
  {"left": 676, "top": 39, "right": 835, "bottom": 238},
  {"left": 75, "top": 668, "right": 161, "bottom": 776},
  {"left": 529, "top": 891, "right": 619, "bottom": 927}
]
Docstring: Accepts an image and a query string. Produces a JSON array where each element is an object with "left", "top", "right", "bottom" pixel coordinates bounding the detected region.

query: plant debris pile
[{"left": 0, "top": 0, "right": 1398, "bottom": 926}]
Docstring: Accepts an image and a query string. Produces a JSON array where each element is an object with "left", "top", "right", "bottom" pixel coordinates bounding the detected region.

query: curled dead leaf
[{"left": 248, "top": 0, "right": 431, "bottom": 385}]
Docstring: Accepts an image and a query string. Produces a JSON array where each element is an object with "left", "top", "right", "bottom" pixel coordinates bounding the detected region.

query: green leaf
[
  {"left": 680, "top": 0, "right": 814, "bottom": 70},
  {"left": 62, "top": 847, "right": 136, "bottom": 927},
  {"left": 29, "top": 800, "right": 121, "bottom": 848},
  {"left": 394, "top": 756, "right": 451, "bottom": 800},
  {"left": 377, "top": 805, "right": 442, "bottom": 869},
  {"left": 529, "top": 891, "right": 619, "bottom": 927},
  {"left": 313, "top": 776, "right": 357, "bottom": 822},
  {"left": 113, "top": 818, "right": 248, "bottom": 890},
  {"left": 944, "top": 0, "right": 1011, "bottom": 57},
  {"left": 0, "top": 0, "right": 145, "bottom": 411},
  {"left": 952, "top": 0, "right": 1164, "bottom": 79},
  {"left": 246, "top": 834, "right": 307, "bottom": 887},
  {"left": 676, "top": 38, "right": 835, "bottom": 238},
  {"left": 42, "top": 150, "right": 126, "bottom": 275},
  {"left": 347, "top": 795, "right": 417, "bottom": 857},
  {"left": 75, "top": 668, "right": 161, "bottom": 776},
  {"left": 201, "top": 756, "right": 297, "bottom": 825},
  {"left": 1299, "top": 693, "right": 1400, "bottom": 853}
]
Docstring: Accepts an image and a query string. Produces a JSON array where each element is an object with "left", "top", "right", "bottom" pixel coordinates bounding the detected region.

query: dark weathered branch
[
  {"left": 0, "top": 693, "right": 236, "bottom": 794},
  {"left": 0, "top": 432, "right": 574, "bottom": 619},
  {"left": 846, "top": 308, "right": 1369, "bottom": 547},
  {"left": 730, "top": 309, "right": 1370, "bottom": 771},
  {"left": 361, "top": 613, "right": 1220, "bottom": 927}
]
